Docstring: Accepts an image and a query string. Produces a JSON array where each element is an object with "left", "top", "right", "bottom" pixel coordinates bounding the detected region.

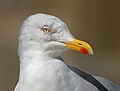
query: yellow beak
[{"left": 65, "top": 38, "right": 93, "bottom": 55}]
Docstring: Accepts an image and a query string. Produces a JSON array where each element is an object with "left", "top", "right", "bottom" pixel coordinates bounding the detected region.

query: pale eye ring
[{"left": 42, "top": 27, "right": 51, "bottom": 34}]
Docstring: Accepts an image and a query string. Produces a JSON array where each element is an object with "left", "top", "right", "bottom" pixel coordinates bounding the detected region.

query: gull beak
[{"left": 65, "top": 38, "right": 93, "bottom": 55}]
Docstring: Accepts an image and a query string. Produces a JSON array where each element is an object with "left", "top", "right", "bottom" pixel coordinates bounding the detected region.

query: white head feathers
[{"left": 18, "top": 13, "right": 73, "bottom": 58}]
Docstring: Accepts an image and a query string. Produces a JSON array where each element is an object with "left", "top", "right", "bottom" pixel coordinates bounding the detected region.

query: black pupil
[
  {"left": 44, "top": 28, "right": 48, "bottom": 32},
  {"left": 45, "top": 29, "right": 48, "bottom": 31}
]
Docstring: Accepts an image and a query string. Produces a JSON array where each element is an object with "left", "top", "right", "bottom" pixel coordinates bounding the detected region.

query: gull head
[{"left": 18, "top": 13, "right": 93, "bottom": 58}]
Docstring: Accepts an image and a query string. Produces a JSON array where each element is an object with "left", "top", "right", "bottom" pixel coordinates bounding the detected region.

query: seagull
[{"left": 14, "top": 13, "right": 120, "bottom": 91}]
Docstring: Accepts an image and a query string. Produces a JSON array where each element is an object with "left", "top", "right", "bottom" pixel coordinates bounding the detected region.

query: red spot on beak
[{"left": 80, "top": 48, "right": 89, "bottom": 54}]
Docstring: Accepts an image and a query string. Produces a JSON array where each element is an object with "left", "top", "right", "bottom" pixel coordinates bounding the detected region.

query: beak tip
[{"left": 89, "top": 50, "right": 94, "bottom": 55}]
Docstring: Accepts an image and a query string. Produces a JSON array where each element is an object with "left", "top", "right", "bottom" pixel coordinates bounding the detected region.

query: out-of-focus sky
[{"left": 0, "top": 0, "right": 120, "bottom": 91}]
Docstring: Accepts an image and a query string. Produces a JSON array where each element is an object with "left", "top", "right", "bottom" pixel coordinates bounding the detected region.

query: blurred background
[{"left": 0, "top": 0, "right": 120, "bottom": 91}]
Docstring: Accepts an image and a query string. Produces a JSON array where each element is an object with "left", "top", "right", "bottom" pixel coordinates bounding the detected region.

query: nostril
[{"left": 78, "top": 43, "right": 83, "bottom": 45}]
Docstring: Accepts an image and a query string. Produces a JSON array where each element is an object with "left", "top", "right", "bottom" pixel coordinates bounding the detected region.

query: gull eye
[{"left": 42, "top": 27, "right": 51, "bottom": 34}]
